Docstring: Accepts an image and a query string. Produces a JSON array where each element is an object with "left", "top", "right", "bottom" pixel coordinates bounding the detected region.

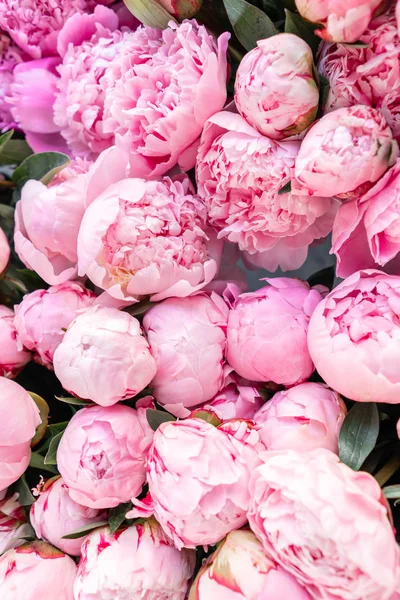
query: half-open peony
[{"left": 0, "top": 306, "right": 31, "bottom": 378}]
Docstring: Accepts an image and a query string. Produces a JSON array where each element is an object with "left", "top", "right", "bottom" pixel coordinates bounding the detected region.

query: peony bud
[
  {"left": 0, "top": 306, "right": 31, "bottom": 378},
  {"left": 156, "top": 0, "right": 202, "bottom": 19}
]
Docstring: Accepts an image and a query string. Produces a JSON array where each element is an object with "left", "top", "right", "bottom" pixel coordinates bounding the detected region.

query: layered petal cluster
[
  {"left": 0, "top": 228, "right": 10, "bottom": 275},
  {"left": 227, "top": 279, "right": 323, "bottom": 386},
  {"left": 77, "top": 176, "right": 222, "bottom": 302},
  {"left": 308, "top": 269, "right": 400, "bottom": 403},
  {"left": 0, "top": 33, "right": 25, "bottom": 131},
  {"left": 74, "top": 522, "right": 196, "bottom": 599},
  {"left": 57, "top": 401, "right": 154, "bottom": 508},
  {"left": 0, "top": 306, "right": 31, "bottom": 378},
  {"left": 197, "top": 111, "right": 337, "bottom": 271},
  {"left": 0, "top": 493, "right": 33, "bottom": 555},
  {"left": 204, "top": 368, "right": 264, "bottom": 421},
  {"left": 248, "top": 449, "right": 400, "bottom": 600}
]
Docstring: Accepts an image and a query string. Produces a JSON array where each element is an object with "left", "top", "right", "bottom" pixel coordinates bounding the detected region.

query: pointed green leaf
[
  {"left": 29, "top": 451, "right": 58, "bottom": 474},
  {"left": 12, "top": 152, "right": 69, "bottom": 188},
  {"left": 55, "top": 396, "right": 93, "bottom": 406},
  {"left": 44, "top": 431, "right": 64, "bottom": 465},
  {"left": 123, "top": 0, "right": 177, "bottom": 28},
  {"left": 62, "top": 521, "right": 109, "bottom": 540},
  {"left": 383, "top": 485, "right": 400, "bottom": 500},
  {"left": 339, "top": 403, "right": 379, "bottom": 471},
  {"left": 0, "top": 130, "right": 14, "bottom": 155},
  {"left": 13, "top": 474, "right": 35, "bottom": 506},
  {"left": 146, "top": 409, "right": 176, "bottom": 431},
  {"left": 0, "top": 140, "right": 32, "bottom": 165},
  {"left": 109, "top": 502, "right": 132, "bottom": 534},
  {"left": 223, "top": 0, "right": 278, "bottom": 51},
  {"left": 278, "top": 181, "right": 291, "bottom": 195}
]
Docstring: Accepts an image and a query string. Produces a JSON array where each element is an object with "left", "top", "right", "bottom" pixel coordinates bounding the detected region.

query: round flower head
[
  {"left": 74, "top": 521, "right": 195, "bottom": 600},
  {"left": 197, "top": 111, "right": 337, "bottom": 272},
  {"left": 14, "top": 281, "right": 96, "bottom": 368},
  {"left": 77, "top": 176, "right": 223, "bottom": 303},
  {"left": 30, "top": 476, "right": 107, "bottom": 556},
  {"left": 0, "top": 227, "right": 9, "bottom": 275},
  {"left": 57, "top": 400, "right": 154, "bottom": 508},
  {"left": 0, "top": 493, "right": 33, "bottom": 555},
  {"left": 53, "top": 306, "right": 157, "bottom": 405},
  {"left": 295, "top": 0, "right": 385, "bottom": 43},
  {"left": 248, "top": 449, "right": 400, "bottom": 600},
  {"left": 308, "top": 269, "right": 400, "bottom": 404},
  {"left": 295, "top": 105, "right": 398, "bottom": 200},
  {"left": 0, "top": 33, "right": 25, "bottom": 131},
  {"left": 0, "top": 306, "right": 31, "bottom": 378},
  {"left": 227, "top": 279, "right": 323, "bottom": 386},
  {"left": 0, "top": 541, "right": 76, "bottom": 600},
  {"left": 234, "top": 34, "right": 319, "bottom": 140},
  {"left": 103, "top": 20, "right": 230, "bottom": 177}
]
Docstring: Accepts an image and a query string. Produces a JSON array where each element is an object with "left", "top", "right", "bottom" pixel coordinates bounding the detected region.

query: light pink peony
[
  {"left": 308, "top": 269, "right": 400, "bottom": 403},
  {"left": 74, "top": 521, "right": 195, "bottom": 599},
  {"left": 30, "top": 476, "right": 107, "bottom": 556},
  {"left": 0, "top": 306, "right": 31, "bottom": 378},
  {"left": 143, "top": 293, "right": 227, "bottom": 417},
  {"left": 53, "top": 306, "right": 156, "bottom": 405},
  {"left": 248, "top": 449, "right": 400, "bottom": 600},
  {"left": 254, "top": 382, "right": 347, "bottom": 454},
  {"left": 203, "top": 367, "right": 264, "bottom": 421},
  {"left": 14, "top": 158, "right": 90, "bottom": 286},
  {"left": 102, "top": 20, "right": 229, "bottom": 177},
  {"left": 294, "top": 105, "right": 398, "bottom": 200},
  {"left": 0, "top": 33, "right": 25, "bottom": 132},
  {"left": 295, "top": 0, "right": 384, "bottom": 43},
  {"left": 145, "top": 418, "right": 261, "bottom": 549},
  {"left": 14, "top": 281, "right": 96, "bottom": 369},
  {"left": 0, "top": 493, "right": 33, "bottom": 555},
  {"left": 189, "top": 529, "right": 312, "bottom": 600},
  {"left": 0, "top": 227, "right": 10, "bottom": 276},
  {"left": 332, "top": 159, "right": 400, "bottom": 277},
  {"left": 196, "top": 111, "right": 337, "bottom": 272},
  {"left": 0, "top": 377, "right": 40, "bottom": 494},
  {"left": 0, "top": 541, "right": 76, "bottom": 599},
  {"left": 77, "top": 176, "right": 222, "bottom": 303},
  {"left": 57, "top": 400, "right": 154, "bottom": 508},
  {"left": 234, "top": 34, "right": 319, "bottom": 140},
  {"left": 227, "top": 279, "right": 322, "bottom": 386}
]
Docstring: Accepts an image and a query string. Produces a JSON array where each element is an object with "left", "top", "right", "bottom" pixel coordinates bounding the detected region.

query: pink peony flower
[
  {"left": 197, "top": 111, "right": 337, "bottom": 272},
  {"left": 0, "top": 377, "right": 40, "bottom": 493},
  {"left": 14, "top": 281, "right": 96, "bottom": 369},
  {"left": 308, "top": 269, "right": 400, "bottom": 403},
  {"left": 14, "top": 158, "right": 90, "bottom": 286},
  {"left": 57, "top": 401, "right": 154, "bottom": 508},
  {"left": 0, "top": 306, "right": 31, "bottom": 378},
  {"left": 0, "top": 493, "right": 33, "bottom": 555},
  {"left": 295, "top": 0, "right": 384, "bottom": 43},
  {"left": 189, "top": 529, "right": 312, "bottom": 600},
  {"left": 254, "top": 382, "right": 347, "bottom": 454},
  {"left": 234, "top": 34, "right": 319, "bottom": 140},
  {"left": 203, "top": 367, "right": 264, "bottom": 421},
  {"left": 54, "top": 306, "right": 156, "bottom": 405},
  {"left": 0, "top": 541, "right": 76, "bottom": 599},
  {"left": 143, "top": 293, "right": 228, "bottom": 417},
  {"left": 74, "top": 521, "right": 195, "bottom": 599},
  {"left": 30, "top": 476, "right": 107, "bottom": 556},
  {"left": 146, "top": 418, "right": 261, "bottom": 549},
  {"left": 77, "top": 175, "right": 223, "bottom": 303},
  {"left": 102, "top": 20, "right": 229, "bottom": 177},
  {"left": 227, "top": 279, "right": 323, "bottom": 386},
  {"left": 294, "top": 105, "right": 398, "bottom": 200},
  {"left": 0, "top": 33, "right": 25, "bottom": 132},
  {"left": 332, "top": 159, "right": 400, "bottom": 277},
  {"left": 248, "top": 449, "right": 400, "bottom": 600},
  {"left": 0, "top": 227, "right": 10, "bottom": 276}
]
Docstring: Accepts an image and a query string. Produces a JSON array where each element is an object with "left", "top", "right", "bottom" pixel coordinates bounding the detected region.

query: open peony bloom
[
  {"left": 74, "top": 521, "right": 195, "bottom": 599},
  {"left": 227, "top": 279, "right": 323, "bottom": 386},
  {"left": 248, "top": 449, "right": 400, "bottom": 600},
  {"left": 295, "top": 105, "right": 398, "bottom": 200},
  {"left": 77, "top": 176, "right": 223, "bottom": 303},
  {"left": 14, "top": 281, "right": 96, "bottom": 369},
  {"left": 0, "top": 33, "right": 25, "bottom": 132},
  {"left": 0, "top": 541, "right": 76, "bottom": 599},
  {"left": 57, "top": 401, "right": 154, "bottom": 508},
  {"left": 254, "top": 382, "right": 347, "bottom": 454},
  {"left": 0, "top": 228, "right": 10, "bottom": 275},
  {"left": 197, "top": 111, "right": 337, "bottom": 272},
  {"left": 332, "top": 159, "right": 400, "bottom": 277},
  {"left": 0, "top": 377, "right": 40, "bottom": 495},
  {"left": 30, "top": 476, "right": 107, "bottom": 556},
  {"left": 143, "top": 293, "right": 228, "bottom": 417},
  {"left": 102, "top": 20, "right": 229, "bottom": 177},
  {"left": 53, "top": 306, "right": 156, "bottom": 405},
  {"left": 203, "top": 367, "right": 264, "bottom": 421},
  {"left": 14, "top": 158, "right": 90, "bottom": 286},
  {"left": 234, "top": 34, "right": 319, "bottom": 140},
  {"left": 189, "top": 529, "right": 312, "bottom": 600},
  {"left": 146, "top": 418, "right": 261, "bottom": 549},
  {"left": 295, "top": 0, "right": 384, "bottom": 43},
  {"left": 308, "top": 269, "right": 400, "bottom": 403},
  {"left": 0, "top": 306, "right": 31, "bottom": 378},
  {"left": 0, "top": 493, "right": 33, "bottom": 555}
]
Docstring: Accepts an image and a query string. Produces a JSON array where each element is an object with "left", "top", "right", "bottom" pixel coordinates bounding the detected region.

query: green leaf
[
  {"left": 55, "top": 395, "right": 93, "bottom": 406},
  {"left": 123, "top": 0, "right": 177, "bottom": 28},
  {"left": 0, "top": 129, "right": 14, "bottom": 155},
  {"left": 318, "top": 72, "right": 330, "bottom": 111},
  {"left": 13, "top": 474, "right": 35, "bottom": 506},
  {"left": 16, "top": 269, "right": 48, "bottom": 292},
  {"left": 109, "top": 502, "right": 132, "bottom": 534},
  {"left": 146, "top": 409, "right": 176, "bottom": 431},
  {"left": 278, "top": 181, "right": 291, "bottom": 195},
  {"left": 62, "top": 521, "right": 109, "bottom": 540},
  {"left": 284, "top": 9, "right": 320, "bottom": 57},
  {"left": 29, "top": 393, "right": 50, "bottom": 447},
  {"left": 223, "top": 0, "right": 278, "bottom": 51},
  {"left": 383, "top": 485, "right": 400, "bottom": 500},
  {"left": 44, "top": 431, "right": 64, "bottom": 465},
  {"left": 0, "top": 140, "right": 33, "bottom": 166},
  {"left": 29, "top": 451, "right": 58, "bottom": 474},
  {"left": 342, "top": 41, "right": 369, "bottom": 48},
  {"left": 338, "top": 403, "right": 379, "bottom": 471},
  {"left": 190, "top": 409, "right": 222, "bottom": 426},
  {"left": 12, "top": 152, "right": 70, "bottom": 188},
  {"left": 48, "top": 421, "right": 69, "bottom": 436}
]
